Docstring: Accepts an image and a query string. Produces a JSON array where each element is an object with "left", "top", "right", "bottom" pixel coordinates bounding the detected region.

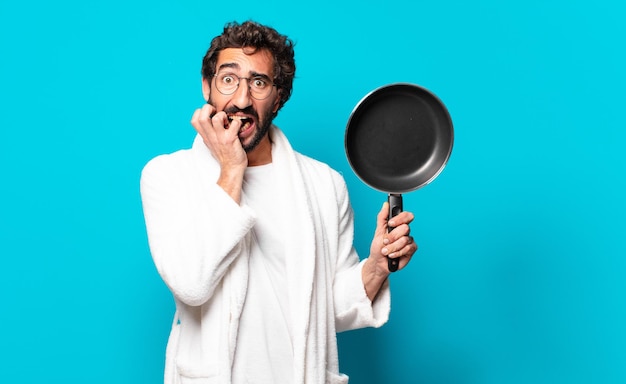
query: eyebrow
[
  {"left": 217, "top": 62, "right": 272, "bottom": 80},
  {"left": 217, "top": 62, "right": 240, "bottom": 72}
]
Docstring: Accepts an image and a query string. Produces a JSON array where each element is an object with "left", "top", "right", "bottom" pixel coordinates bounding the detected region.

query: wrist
[
  {"left": 217, "top": 166, "right": 245, "bottom": 204},
  {"left": 362, "top": 257, "right": 390, "bottom": 301}
]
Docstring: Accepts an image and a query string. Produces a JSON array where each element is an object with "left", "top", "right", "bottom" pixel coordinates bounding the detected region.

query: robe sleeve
[
  {"left": 140, "top": 152, "right": 255, "bottom": 307},
  {"left": 331, "top": 173, "right": 391, "bottom": 332}
]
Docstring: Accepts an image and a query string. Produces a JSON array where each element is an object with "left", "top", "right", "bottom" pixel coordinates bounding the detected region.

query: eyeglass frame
[{"left": 212, "top": 72, "right": 277, "bottom": 100}]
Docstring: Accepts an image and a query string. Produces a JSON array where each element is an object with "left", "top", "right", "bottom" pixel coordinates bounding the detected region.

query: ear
[
  {"left": 201, "top": 77, "right": 211, "bottom": 102},
  {"left": 272, "top": 89, "right": 282, "bottom": 113}
]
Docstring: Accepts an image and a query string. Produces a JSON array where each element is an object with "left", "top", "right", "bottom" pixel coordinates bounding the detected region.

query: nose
[{"left": 231, "top": 78, "right": 253, "bottom": 109}]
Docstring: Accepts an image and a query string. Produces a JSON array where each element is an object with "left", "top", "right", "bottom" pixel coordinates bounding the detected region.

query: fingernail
[
  {"left": 383, "top": 238, "right": 389, "bottom": 245},
  {"left": 388, "top": 220, "right": 395, "bottom": 227},
  {"left": 382, "top": 247, "right": 388, "bottom": 255}
]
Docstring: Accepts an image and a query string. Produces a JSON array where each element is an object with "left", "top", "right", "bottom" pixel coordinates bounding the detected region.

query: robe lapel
[{"left": 270, "top": 127, "right": 317, "bottom": 382}]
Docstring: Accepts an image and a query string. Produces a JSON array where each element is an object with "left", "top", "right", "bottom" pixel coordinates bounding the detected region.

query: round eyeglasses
[{"left": 213, "top": 72, "right": 276, "bottom": 100}]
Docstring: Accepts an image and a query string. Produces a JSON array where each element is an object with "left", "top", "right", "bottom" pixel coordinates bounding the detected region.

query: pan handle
[{"left": 387, "top": 193, "right": 403, "bottom": 272}]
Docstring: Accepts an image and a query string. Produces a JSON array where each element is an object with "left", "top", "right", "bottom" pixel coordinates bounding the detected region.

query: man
[{"left": 141, "top": 20, "right": 417, "bottom": 384}]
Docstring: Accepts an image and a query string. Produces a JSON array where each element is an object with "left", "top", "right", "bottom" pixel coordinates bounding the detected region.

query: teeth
[
  {"left": 240, "top": 121, "right": 251, "bottom": 132},
  {"left": 228, "top": 115, "right": 250, "bottom": 122},
  {"left": 228, "top": 115, "right": 251, "bottom": 132}
]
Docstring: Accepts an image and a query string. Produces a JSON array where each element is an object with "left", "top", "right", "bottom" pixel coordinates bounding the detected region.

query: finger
[
  {"left": 192, "top": 104, "right": 214, "bottom": 131},
  {"left": 373, "top": 202, "right": 388, "bottom": 234},
  {"left": 396, "top": 252, "right": 414, "bottom": 270},
  {"left": 211, "top": 110, "right": 227, "bottom": 129},
  {"left": 376, "top": 201, "right": 389, "bottom": 229},
  {"left": 191, "top": 108, "right": 212, "bottom": 140},
  {"left": 389, "top": 252, "right": 416, "bottom": 274},
  {"left": 196, "top": 103, "right": 212, "bottom": 120},
  {"left": 190, "top": 108, "right": 201, "bottom": 128},
  {"left": 375, "top": 202, "right": 390, "bottom": 245},
  {"left": 226, "top": 116, "right": 242, "bottom": 135},
  {"left": 386, "top": 235, "right": 418, "bottom": 271},
  {"left": 387, "top": 223, "right": 411, "bottom": 243},
  {"left": 387, "top": 235, "right": 416, "bottom": 258},
  {"left": 387, "top": 211, "right": 415, "bottom": 228}
]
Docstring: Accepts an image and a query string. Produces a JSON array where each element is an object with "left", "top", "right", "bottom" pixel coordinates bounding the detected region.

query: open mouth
[{"left": 228, "top": 115, "right": 253, "bottom": 132}]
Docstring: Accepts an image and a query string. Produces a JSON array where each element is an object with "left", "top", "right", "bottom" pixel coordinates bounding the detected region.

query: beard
[
  {"left": 237, "top": 107, "right": 273, "bottom": 153},
  {"left": 209, "top": 98, "right": 275, "bottom": 153}
]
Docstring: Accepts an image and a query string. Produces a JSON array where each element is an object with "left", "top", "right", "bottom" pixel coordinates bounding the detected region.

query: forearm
[
  {"left": 361, "top": 256, "right": 390, "bottom": 302},
  {"left": 217, "top": 166, "right": 245, "bottom": 204}
]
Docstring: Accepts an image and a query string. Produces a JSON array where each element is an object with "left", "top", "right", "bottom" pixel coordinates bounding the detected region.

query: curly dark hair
[{"left": 201, "top": 21, "right": 296, "bottom": 113}]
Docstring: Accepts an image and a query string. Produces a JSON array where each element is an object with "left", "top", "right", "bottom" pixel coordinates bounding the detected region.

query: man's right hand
[
  {"left": 191, "top": 103, "right": 248, "bottom": 170},
  {"left": 191, "top": 103, "right": 247, "bottom": 203}
]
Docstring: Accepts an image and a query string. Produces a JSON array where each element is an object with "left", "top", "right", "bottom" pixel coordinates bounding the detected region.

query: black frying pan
[{"left": 345, "top": 83, "right": 453, "bottom": 272}]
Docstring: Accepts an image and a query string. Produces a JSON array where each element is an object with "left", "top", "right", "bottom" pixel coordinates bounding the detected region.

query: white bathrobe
[{"left": 140, "top": 126, "right": 391, "bottom": 384}]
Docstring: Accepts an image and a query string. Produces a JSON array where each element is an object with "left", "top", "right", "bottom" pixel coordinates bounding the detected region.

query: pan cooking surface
[{"left": 345, "top": 83, "right": 453, "bottom": 193}]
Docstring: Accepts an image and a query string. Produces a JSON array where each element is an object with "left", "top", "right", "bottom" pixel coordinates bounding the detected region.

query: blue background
[{"left": 1, "top": 0, "right": 624, "bottom": 383}]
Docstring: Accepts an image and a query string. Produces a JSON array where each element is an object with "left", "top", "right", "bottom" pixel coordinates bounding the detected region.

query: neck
[{"left": 246, "top": 135, "right": 272, "bottom": 166}]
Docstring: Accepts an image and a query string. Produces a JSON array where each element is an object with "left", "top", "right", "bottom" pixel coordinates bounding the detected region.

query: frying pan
[{"left": 345, "top": 83, "right": 453, "bottom": 272}]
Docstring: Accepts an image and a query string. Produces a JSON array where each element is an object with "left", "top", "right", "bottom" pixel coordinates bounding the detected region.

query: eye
[
  {"left": 221, "top": 74, "right": 236, "bottom": 85},
  {"left": 251, "top": 77, "right": 268, "bottom": 90}
]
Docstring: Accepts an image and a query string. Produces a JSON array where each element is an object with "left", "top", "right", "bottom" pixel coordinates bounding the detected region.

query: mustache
[
  {"left": 223, "top": 106, "right": 258, "bottom": 120},
  {"left": 205, "top": 99, "right": 258, "bottom": 120}
]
